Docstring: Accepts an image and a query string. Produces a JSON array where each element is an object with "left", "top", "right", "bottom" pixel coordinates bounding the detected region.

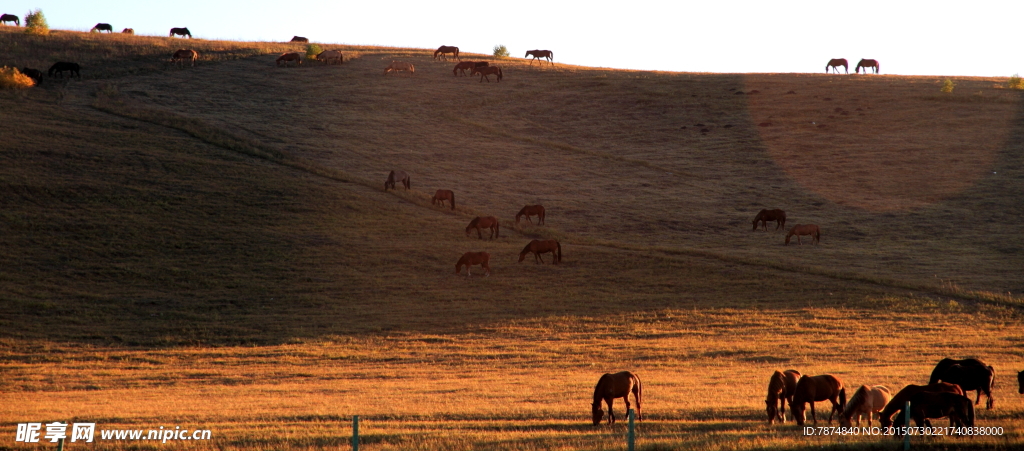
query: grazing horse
[
  {"left": 518, "top": 239, "right": 561, "bottom": 264},
  {"left": 592, "top": 371, "right": 642, "bottom": 425},
  {"left": 839, "top": 385, "right": 891, "bottom": 427},
  {"left": 455, "top": 251, "right": 490, "bottom": 276},
  {"left": 475, "top": 66, "right": 503, "bottom": 83},
  {"left": 290, "top": 36, "right": 308, "bottom": 43},
  {"left": 1, "top": 14, "right": 19, "bottom": 26},
  {"left": 929, "top": 358, "right": 989, "bottom": 383},
  {"left": 172, "top": 49, "right": 199, "bottom": 67},
  {"left": 431, "top": 190, "right": 455, "bottom": 210},
  {"left": 892, "top": 392, "right": 975, "bottom": 434},
  {"left": 525, "top": 50, "right": 554, "bottom": 65},
  {"left": 122, "top": 28, "right": 134, "bottom": 34},
  {"left": 91, "top": 23, "right": 113, "bottom": 33},
  {"left": 47, "top": 62, "right": 81, "bottom": 79},
  {"left": 791, "top": 374, "right": 846, "bottom": 426},
  {"left": 931, "top": 363, "right": 995, "bottom": 410},
  {"left": 752, "top": 209, "right": 786, "bottom": 231},
  {"left": 384, "top": 61, "right": 415, "bottom": 75},
  {"left": 169, "top": 27, "right": 192, "bottom": 38},
  {"left": 1018, "top": 370, "right": 1023, "bottom": 394},
  {"left": 434, "top": 45, "right": 460, "bottom": 61},
  {"left": 466, "top": 216, "right": 500, "bottom": 240},
  {"left": 826, "top": 58, "right": 848, "bottom": 74},
  {"left": 315, "top": 50, "right": 343, "bottom": 65},
  {"left": 276, "top": 52, "right": 302, "bottom": 67},
  {"left": 515, "top": 205, "right": 545, "bottom": 225},
  {"left": 766, "top": 369, "right": 801, "bottom": 424},
  {"left": 785, "top": 224, "right": 820, "bottom": 245},
  {"left": 20, "top": 68, "right": 43, "bottom": 85},
  {"left": 878, "top": 382, "right": 963, "bottom": 428},
  {"left": 855, "top": 59, "right": 879, "bottom": 74},
  {"left": 453, "top": 61, "right": 476, "bottom": 76},
  {"left": 384, "top": 170, "right": 410, "bottom": 191}
]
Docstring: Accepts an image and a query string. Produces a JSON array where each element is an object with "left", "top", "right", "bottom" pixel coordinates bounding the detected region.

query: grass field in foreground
[{"left": 1, "top": 28, "right": 1023, "bottom": 450}]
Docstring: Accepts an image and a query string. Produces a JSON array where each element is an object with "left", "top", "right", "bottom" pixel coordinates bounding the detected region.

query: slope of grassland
[{"left": 1, "top": 28, "right": 1023, "bottom": 451}]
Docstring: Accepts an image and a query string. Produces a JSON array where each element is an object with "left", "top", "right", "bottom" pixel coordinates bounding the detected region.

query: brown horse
[
  {"left": 855, "top": 59, "right": 879, "bottom": 74},
  {"left": 878, "top": 382, "right": 963, "bottom": 428},
  {"left": 452, "top": 61, "right": 476, "bottom": 76},
  {"left": 466, "top": 216, "right": 500, "bottom": 239},
  {"left": 91, "top": 23, "right": 113, "bottom": 33},
  {"left": 1, "top": 14, "right": 19, "bottom": 26},
  {"left": 47, "top": 62, "right": 81, "bottom": 79},
  {"left": 384, "top": 61, "right": 415, "bottom": 75},
  {"left": 316, "top": 50, "right": 343, "bottom": 65},
  {"left": 515, "top": 205, "right": 545, "bottom": 225},
  {"left": 592, "top": 371, "right": 642, "bottom": 425},
  {"left": 290, "top": 36, "right": 308, "bottom": 43},
  {"left": 892, "top": 392, "right": 975, "bottom": 434},
  {"left": 434, "top": 45, "right": 460, "bottom": 61},
  {"left": 766, "top": 369, "right": 801, "bottom": 424},
  {"left": 169, "top": 27, "right": 191, "bottom": 38},
  {"left": 455, "top": 251, "right": 490, "bottom": 276},
  {"left": 432, "top": 190, "right": 455, "bottom": 210},
  {"left": 931, "top": 362, "right": 995, "bottom": 410},
  {"left": 785, "top": 224, "right": 820, "bottom": 245},
  {"left": 525, "top": 50, "right": 554, "bottom": 65},
  {"left": 384, "top": 170, "right": 410, "bottom": 191},
  {"left": 929, "top": 358, "right": 988, "bottom": 383},
  {"left": 122, "top": 28, "right": 134, "bottom": 34},
  {"left": 276, "top": 52, "right": 302, "bottom": 67},
  {"left": 839, "top": 385, "right": 890, "bottom": 427},
  {"left": 826, "top": 58, "right": 848, "bottom": 74},
  {"left": 518, "top": 240, "right": 561, "bottom": 264},
  {"left": 752, "top": 209, "right": 786, "bottom": 231},
  {"left": 172, "top": 49, "right": 199, "bottom": 67},
  {"left": 791, "top": 374, "right": 846, "bottom": 425},
  {"left": 475, "top": 66, "right": 502, "bottom": 83}
]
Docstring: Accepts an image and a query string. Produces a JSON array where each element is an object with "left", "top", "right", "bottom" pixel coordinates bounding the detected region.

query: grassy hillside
[{"left": 1, "top": 28, "right": 1023, "bottom": 451}]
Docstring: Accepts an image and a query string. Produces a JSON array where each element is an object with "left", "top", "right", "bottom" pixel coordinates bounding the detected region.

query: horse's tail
[
  {"left": 815, "top": 228, "right": 821, "bottom": 243},
  {"left": 875, "top": 61, "right": 880, "bottom": 74},
  {"left": 556, "top": 241, "right": 562, "bottom": 263},
  {"left": 450, "top": 192, "right": 455, "bottom": 210},
  {"left": 495, "top": 221, "right": 500, "bottom": 238},
  {"left": 633, "top": 373, "right": 643, "bottom": 420},
  {"left": 839, "top": 387, "right": 847, "bottom": 414}
]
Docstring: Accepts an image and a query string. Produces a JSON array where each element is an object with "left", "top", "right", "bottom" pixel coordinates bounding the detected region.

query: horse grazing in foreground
[
  {"left": 384, "top": 170, "right": 410, "bottom": 191},
  {"left": 91, "top": 23, "right": 113, "bottom": 33},
  {"left": 929, "top": 358, "right": 988, "bottom": 383},
  {"left": 452, "top": 61, "right": 476, "bottom": 76},
  {"left": 931, "top": 362, "right": 995, "bottom": 410},
  {"left": 434, "top": 45, "right": 460, "bottom": 61},
  {"left": 525, "top": 50, "right": 554, "bottom": 65},
  {"left": 855, "top": 59, "right": 879, "bottom": 74},
  {"left": 515, "top": 205, "right": 545, "bottom": 225},
  {"left": 47, "top": 62, "right": 81, "bottom": 79},
  {"left": 466, "top": 216, "right": 500, "bottom": 239},
  {"left": 455, "top": 251, "right": 490, "bottom": 276},
  {"left": 276, "top": 52, "right": 302, "bottom": 67},
  {"left": 384, "top": 61, "right": 415, "bottom": 75},
  {"left": 592, "top": 371, "right": 642, "bottom": 425},
  {"left": 752, "top": 209, "right": 786, "bottom": 231},
  {"left": 1, "top": 14, "right": 19, "bottom": 26},
  {"left": 169, "top": 27, "right": 191, "bottom": 38},
  {"left": 878, "top": 382, "right": 963, "bottom": 428},
  {"left": 839, "top": 385, "right": 890, "bottom": 427},
  {"left": 172, "top": 49, "right": 199, "bottom": 67},
  {"left": 122, "top": 28, "right": 134, "bottom": 34},
  {"left": 431, "top": 190, "right": 454, "bottom": 210},
  {"left": 765, "top": 369, "right": 801, "bottom": 424},
  {"left": 315, "top": 50, "right": 343, "bottom": 65},
  {"left": 826, "top": 58, "right": 848, "bottom": 74},
  {"left": 20, "top": 68, "right": 43, "bottom": 85},
  {"left": 785, "top": 224, "right": 820, "bottom": 245},
  {"left": 791, "top": 374, "right": 846, "bottom": 425},
  {"left": 475, "top": 66, "right": 502, "bottom": 83},
  {"left": 892, "top": 392, "right": 974, "bottom": 434},
  {"left": 290, "top": 36, "right": 308, "bottom": 43},
  {"left": 518, "top": 239, "right": 561, "bottom": 264}
]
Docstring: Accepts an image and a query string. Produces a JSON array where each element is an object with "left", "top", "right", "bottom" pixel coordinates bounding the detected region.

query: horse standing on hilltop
[
  {"left": 592, "top": 371, "right": 642, "bottom": 425},
  {"left": 765, "top": 369, "right": 801, "bottom": 424},
  {"left": 791, "top": 374, "right": 846, "bottom": 425},
  {"left": 122, "top": 28, "right": 134, "bottom": 34},
  {"left": 826, "top": 58, "right": 848, "bottom": 74},
  {"left": 169, "top": 27, "right": 192, "bottom": 38},
  {"left": 855, "top": 59, "right": 879, "bottom": 74},
  {"left": 1, "top": 14, "right": 20, "bottom": 26},
  {"left": 91, "top": 23, "right": 113, "bottom": 33},
  {"left": 290, "top": 36, "right": 308, "bottom": 43},
  {"left": 434, "top": 45, "right": 460, "bottom": 61},
  {"left": 525, "top": 50, "right": 554, "bottom": 65}
]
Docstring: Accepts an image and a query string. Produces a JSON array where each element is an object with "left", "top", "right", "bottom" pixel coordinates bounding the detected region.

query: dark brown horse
[
  {"left": 432, "top": 189, "right": 455, "bottom": 210},
  {"left": 1, "top": 14, "right": 20, "bottom": 26},
  {"left": 47, "top": 62, "right": 81, "bottom": 79},
  {"left": 290, "top": 36, "right": 308, "bottom": 43},
  {"left": 752, "top": 209, "right": 786, "bottom": 231},
  {"left": 91, "top": 23, "right": 113, "bottom": 33},
  {"left": 765, "top": 369, "right": 801, "bottom": 424},
  {"left": 169, "top": 27, "right": 191, "bottom": 38},
  {"left": 791, "top": 374, "right": 846, "bottom": 425},
  {"left": 475, "top": 66, "right": 502, "bottom": 83},
  {"left": 892, "top": 392, "right": 974, "bottom": 434},
  {"left": 929, "top": 358, "right": 988, "bottom": 383},
  {"left": 525, "top": 50, "right": 554, "bottom": 65},
  {"left": 455, "top": 251, "right": 490, "bottom": 276},
  {"left": 515, "top": 205, "right": 545, "bottom": 225},
  {"left": 931, "top": 362, "right": 995, "bottom": 410},
  {"left": 826, "top": 58, "right": 848, "bottom": 74},
  {"left": 122, "top": 28, "right": 134, "bottom": 34},
  {"left": 20, "top": 68, "right": 43, "bottom": 85},
  {"left": 384, "top": 170, "right": 410, "bottom": 191},
  {"left": 466, "top": 216, "right": 500, "bottom": 239},
  {"left": 453, "top": 61, "right": 476, "bottom": 76},
  {"left": 878, "top": 382, "right": 963, "bottom": 428},
  {"left": 592, "top": 371, "right": 642, "bottom": 425},
  {"left": 785, "top": 224, "right": 820, "bottom": 245},
  {"left": 434, "top": 45, "right": 460, "bottom": 61},
  {"left": 518, "top": 239, "right": 561, "bottom": 264},
  {"left": 855, "top": 59, "right": 879, "bottom": 74}
]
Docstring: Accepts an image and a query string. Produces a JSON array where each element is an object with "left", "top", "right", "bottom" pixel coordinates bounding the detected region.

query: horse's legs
[
  {"left": 780, "top": 396, "right": 787, "bottom": 422},
  {"left": 607, "top": 398, "right": 615, "bottom": 424},
  {"left": 809, "top": 401, "right": 817, "bottom": 425},
  {"left": 535, "top": 253, "right": 543, "bottom": 264},
  {"left": 477, "top": 228, "right": 483, "bottom": 239}
]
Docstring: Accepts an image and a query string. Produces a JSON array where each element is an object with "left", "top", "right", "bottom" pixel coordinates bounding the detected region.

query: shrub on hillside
[
  {"left": 24, "top": 9, "right": 48, "bottom": 36},
  {"left": 940, "top": 79, "right": 955, "bottom": 93},
  {"left": 492, "top": 44, "right": 509, "bottom": 58},
  {"left": 0, "top": 67, "right": 35, "bottom": 89},
  {"left": 1009, "top": 74, "right": 1023, "bottom": 90},
  {"left": 305, "top": 44, "right": 322, "bottom": 60}
]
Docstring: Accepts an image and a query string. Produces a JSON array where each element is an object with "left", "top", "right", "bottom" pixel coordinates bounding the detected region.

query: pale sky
[{"left": 5, "top": 0, "right": 1022, "bottom": 77}]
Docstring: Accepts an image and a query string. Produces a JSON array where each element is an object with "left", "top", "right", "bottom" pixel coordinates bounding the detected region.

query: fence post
[
  {"left": 627, "top": 409, "right": 635, "bottom": 451},
  {"left": 352, "top": 415, "right": 359, "bottom": 451},
  {"left": 903, "top": 401, "right": 910, "bottom": 451},
  {"left": 56, "top": 438, "right": 64, "bottom": 451}
]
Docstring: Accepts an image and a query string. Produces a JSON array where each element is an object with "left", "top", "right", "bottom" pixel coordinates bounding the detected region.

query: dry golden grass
[
  {"left": 0, "top": 66, "right": 34, "bottom": 89},
  {"left": 1, "top": 29, "right": 1023, "bottom": 450}
]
